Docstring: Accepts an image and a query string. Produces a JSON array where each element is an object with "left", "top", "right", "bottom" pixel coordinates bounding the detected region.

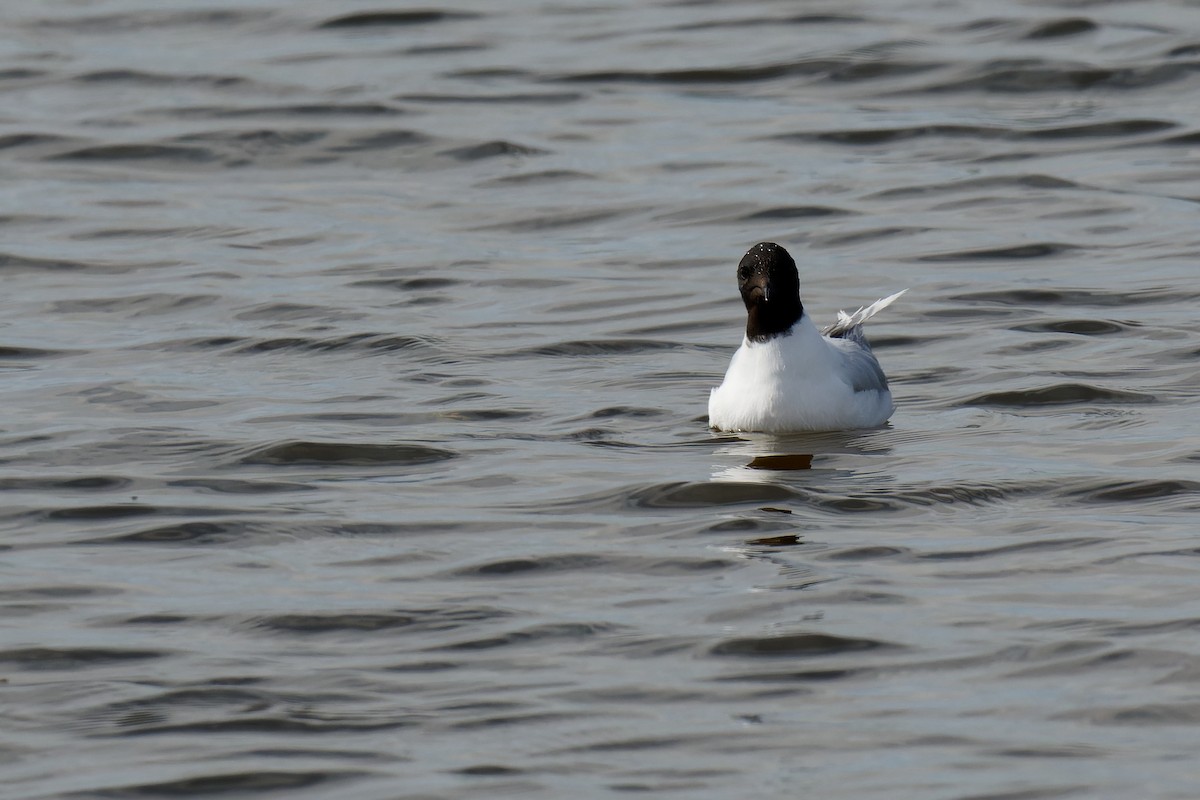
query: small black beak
[{"left": 746, "top": 277, "right": 770, "bottom": 304}]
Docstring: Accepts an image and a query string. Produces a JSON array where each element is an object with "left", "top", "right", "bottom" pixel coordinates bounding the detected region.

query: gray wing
[
  {"left": 821, "top": 289, "right": 905, "bottom": 392},
  {"left": 826, "top": 336, "right": 889, "bottom": 393}
]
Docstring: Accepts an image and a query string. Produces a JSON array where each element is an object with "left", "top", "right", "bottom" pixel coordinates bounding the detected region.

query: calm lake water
[{"left": 3, "top": 1, "right": 1200, "bottom": 798}]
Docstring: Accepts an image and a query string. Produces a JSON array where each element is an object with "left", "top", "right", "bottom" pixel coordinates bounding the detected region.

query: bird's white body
[{"left": 708, "top": 291, "right": 904, "bottom": 433}]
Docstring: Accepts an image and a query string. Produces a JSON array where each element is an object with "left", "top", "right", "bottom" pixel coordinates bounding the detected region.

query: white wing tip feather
[
  {"left": 824, "top": 289, "right": 907, "bottom": 335},
  {"left": 846, "top": 289, "right": 907, "bottom": 325}
]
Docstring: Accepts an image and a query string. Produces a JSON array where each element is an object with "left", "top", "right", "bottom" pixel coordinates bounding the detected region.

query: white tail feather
[{"left": 823, "top": 289, "right": 907, "bottom": 338}]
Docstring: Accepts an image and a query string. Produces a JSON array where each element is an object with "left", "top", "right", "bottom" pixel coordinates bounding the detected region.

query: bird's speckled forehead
[{"left": 739, "top": 242, "right": 794, "bottom": 272}]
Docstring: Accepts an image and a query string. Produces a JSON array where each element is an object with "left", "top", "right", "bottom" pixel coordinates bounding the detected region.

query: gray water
[{"left": 3, "top": 1, "right": 1200, "bottom": 798}]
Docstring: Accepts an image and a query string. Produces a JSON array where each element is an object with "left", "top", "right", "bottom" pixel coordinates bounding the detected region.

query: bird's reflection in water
[
  {"left": 710, "top": 432, "right": 894, "bottom": 570},
  {"left": 746, "top": 453, "right": 813, "bottom": 471},
  {"left": 744, "top": 533, "right": 802, "bottom": 548},
  {"left": 710, "top": 430, "right": 893, "bottom": 485}
]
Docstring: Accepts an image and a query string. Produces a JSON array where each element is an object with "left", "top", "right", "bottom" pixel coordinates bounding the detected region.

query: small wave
[
  {"left": 238, "top": 441, "right": 457, "bottom": 467},
  {"left": 50, "top": 143, "right": 217, "bottom": 163},
  {"left": 325, "top": 129, "right": 430, "bottom": 152},
  {"left": 1024, "top": 18, "right": 1099, "bottom": 39},
  {"left": 539, "top": 481, "right": 801, "bottom": 513},
  {"left": 1012, "top": 319, "right": 1131, "bottom": 335},
  {"left": 1055, "top": 704, "right": 1200, "bottom": 726},
  {"left": 0, "top": 68, "right": 46, "bottom": 81},
  {"left": 174, "top": 128, "right": 327, "bottom": 151},
  {"left": 0, "top": 251, "right": 104, "bottom": 273},
  {"left": 44, "top": 504, "right": 159, "bottom": 522},
  {"left": 818, "top": 545, "right": 910, "bottom": 561},
  {"left": 1063, "top": 480, "right": 1200, "bottom": 505},
  {"left": 1006, "top": 647, "right": 1195, "bottom": 680},
  {"left": 0, "top": 474, "right": 128, "bottom": 491},
  {"left": 348, "top": 276, "right": 459, "bottom": 291},
  {"left": 552, "top": 58, "right": 937, "bottom": 85},
  {"left": 0, "top": 646, "right": 165, "bottom": 670},
  {"left": 948, "top": 287, "right": 1196, "bottom": 307},
  {"left": 50, "top": 293, "right": 219, "bottom": 317},
  {"left": 0, "top": 585, "right": 119, "bottom": 601},
  {"left": 587, "top": 406, "right": 667, "bottom": 419},
  {"left": 258, "top": 612, "right": 457, "bottom": 634},
  {"left": 473, "top": 208, "right": 634, "bottom": 233},
  {"left": 91, "top": 521, "right": 254, "bottom": 546},
  {"left": 450, "top": 553, "right": 730, "bottom": 578},
  {"left": 69, "top": 225, "right": 231, "bottom": 241},
  {"left": 918, "top": 242, "right": 1082, "bottom": 261},
  {"left": 867, "top": 174, "right": 1080, "bottom": 199},
  {"left": 167, "top": 478, "right": 320, "bottom": 495},
  {"left": 450, "top": 554, "right": 611, "bottom": 577},
  {"left": 774, "top": 119, "right": 1173, "bottom": 146},
  {"left": 964, "top": 383, "right": 1156, "bottom": 407},
  {"left": 316, "top": 10, "right": 480, "bottom": 29},
  {"left": 438, "top": 140, "right": 549, "bottom": 161},
  {"left": 439, "top": 408, "right": 533, "bottom": 422},
  {"left": 627, "top": 481, "right": 802, "bottom": 509},
  {"left": 160, "top": 103, "right": 405, "bottom": 121},
  {"left": 252, "top": 605, "right": 509, "bottom": 636},
  {"left": 814, "top": 226, "right": 933, "bottom": 246},
  {"left": 32, "top": 9, "right": 266, "bottom": 32},
  {"left": 507, "top": 339, "right": 682, "bottom": 357},
  {"left": 78, "top": 771, "right": 372, "bottom": 797},
  {"left": 0, "top": 345, "right": 73, "bottom": 361},
  {"left": 399, "top": 91, "right": 583, "bottom": 105},
  {"left": 0, "top": 132, "right": 78, "bottom": 151},
  {"left": 918, "top": 536, "right": 1107, "bottom": 562},
  {"left": 435, "top": 622, "right": 622, "bottom": 651},
  {"left": 230, "top": 334, "right": 438, "bottom": 355},
  {"left": 454, "top": 765, "right": 524, "bottom": 776},
  {"left": 73, "top": 69, "right": 249, "bottom": 88},
  {"left": 711, "top": 632, "right": 896, "bottom": 657},
  {"left": 480, "top": 169, "right": 596, "bottom": 186},
  {"left": 738, "top": 205, "right": 853, "bottom": 221},
  {"left": 701, "top": 517, "right": 796, "bottom": 535},
  {"left": 670, "top": 14, "right": 866, "bottom": 32}
]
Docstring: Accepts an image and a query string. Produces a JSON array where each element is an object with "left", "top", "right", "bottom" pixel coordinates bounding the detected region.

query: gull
[{"left": 708, "top": 242, "right": 905, "bottom": 433}]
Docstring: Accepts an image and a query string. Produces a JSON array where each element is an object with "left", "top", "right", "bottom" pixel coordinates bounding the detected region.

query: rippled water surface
[{"left": 4, "top": 1, "right": 1200, "bottom": 798}]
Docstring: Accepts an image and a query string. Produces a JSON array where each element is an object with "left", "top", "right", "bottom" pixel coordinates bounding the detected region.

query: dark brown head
[{"left": 737, "top": 242, "right": 803, "bottom": 342}]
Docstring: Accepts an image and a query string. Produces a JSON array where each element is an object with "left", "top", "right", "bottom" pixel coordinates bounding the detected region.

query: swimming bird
[{"left": 708, "top": 242, "right": 905, "bottom": 433}]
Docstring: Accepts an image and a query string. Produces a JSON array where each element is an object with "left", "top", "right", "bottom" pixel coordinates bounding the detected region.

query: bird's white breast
[{"left": 708, "top": 314, "right": 894, "bottom": 433}]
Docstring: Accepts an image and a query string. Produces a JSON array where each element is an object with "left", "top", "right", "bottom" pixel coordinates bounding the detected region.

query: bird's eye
[{"left": 738, "top": 267, "right": 751, "bottom": 280}]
